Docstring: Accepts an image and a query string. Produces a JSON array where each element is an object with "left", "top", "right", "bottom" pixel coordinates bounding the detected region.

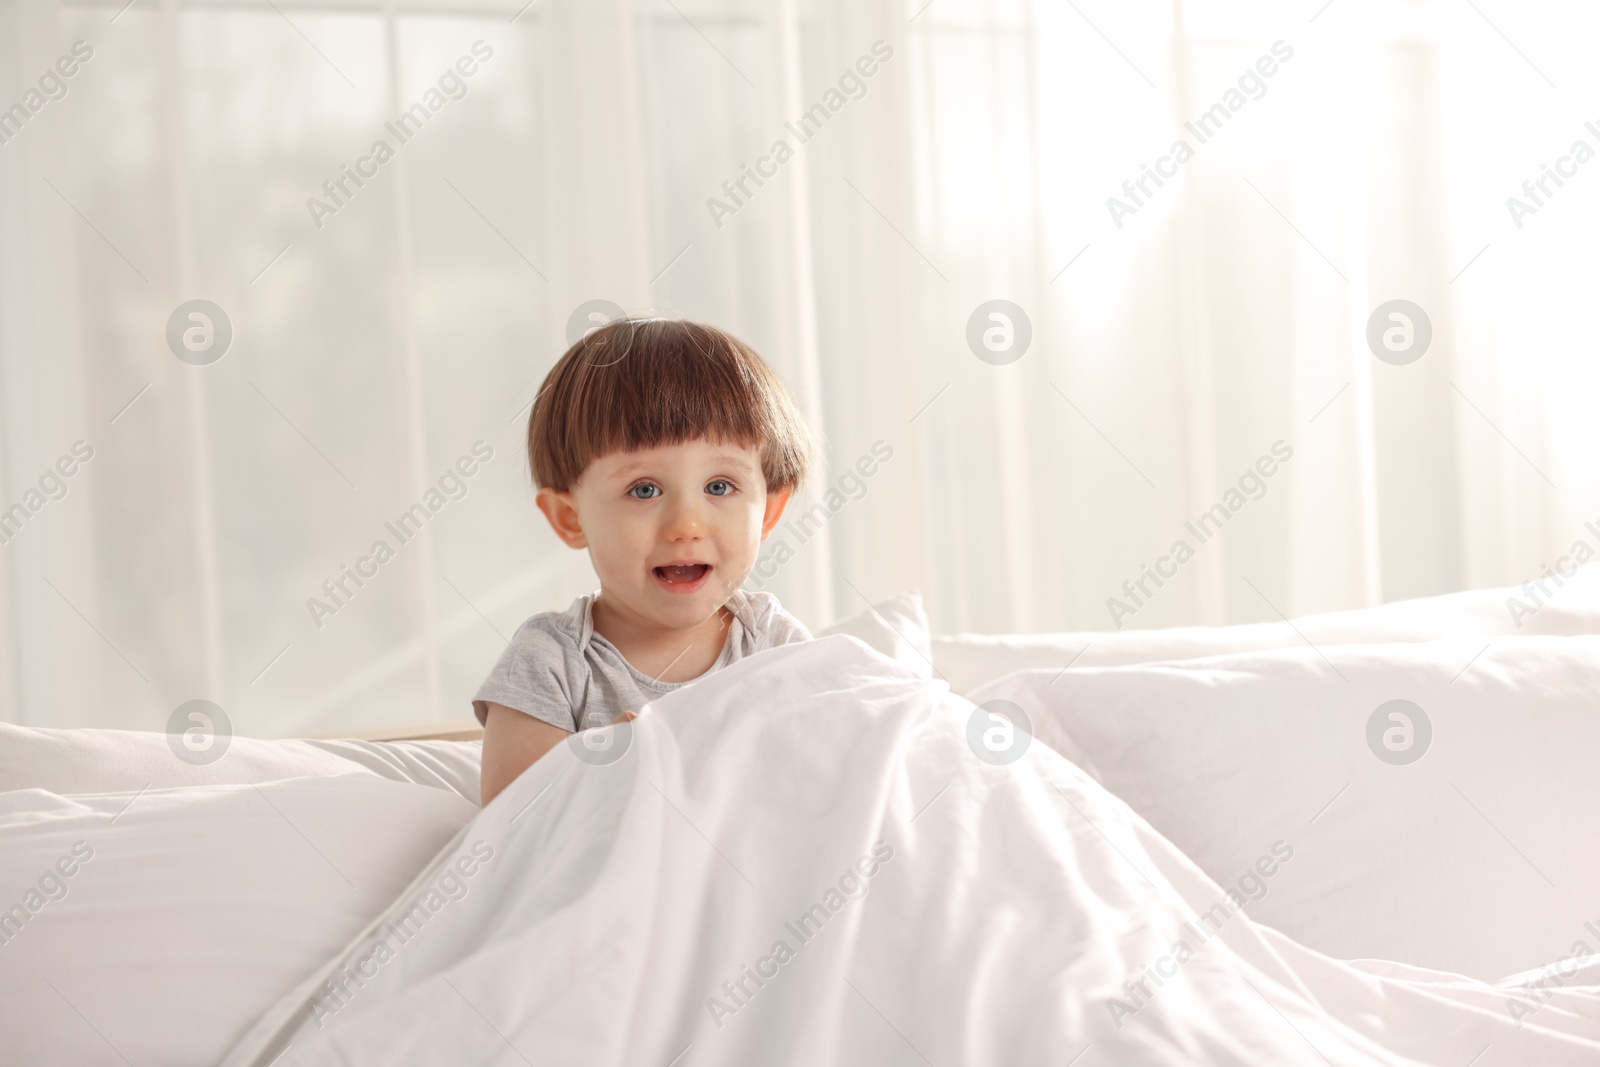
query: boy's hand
[{"left": 612, "top": 709, "right": 638, "bottom": 723}]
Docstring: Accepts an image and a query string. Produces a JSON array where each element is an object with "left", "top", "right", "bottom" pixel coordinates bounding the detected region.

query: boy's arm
[{"left": 480, "top": 701, "right": 570, "bottom": 806}]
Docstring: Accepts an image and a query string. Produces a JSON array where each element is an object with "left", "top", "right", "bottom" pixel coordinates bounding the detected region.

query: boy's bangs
[
  {"left": 577, "top": 322, "right": 766, "bottom": 460},
  {"left": 529, "top": 318, "right": 810, "bottom": 492}
]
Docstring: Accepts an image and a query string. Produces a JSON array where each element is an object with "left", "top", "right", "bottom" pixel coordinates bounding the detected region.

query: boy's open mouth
[{"left": 653, "top": 563, "right": 711, "bottom": 590}]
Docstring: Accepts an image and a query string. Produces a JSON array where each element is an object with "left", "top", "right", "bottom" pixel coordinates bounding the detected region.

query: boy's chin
[
  {"left": 640, "top": 579, "right": 747, "bottom": 629},
  {"left": 602, "top": 572, "right": 744, "bottom": 629}
]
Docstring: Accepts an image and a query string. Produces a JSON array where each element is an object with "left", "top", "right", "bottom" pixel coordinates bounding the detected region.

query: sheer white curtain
[{"left": 1, "top": 0, "right": 1594, "bottom": 734}]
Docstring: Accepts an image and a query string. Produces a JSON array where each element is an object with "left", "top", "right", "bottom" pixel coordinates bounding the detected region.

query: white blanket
[{"left": 225, "top": 637, "right": 1600, "bottom": 1066}]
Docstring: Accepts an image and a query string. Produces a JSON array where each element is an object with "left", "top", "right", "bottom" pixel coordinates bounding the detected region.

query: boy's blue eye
[
  {"left": 706, "top": 480, "right": 734, "bottom": 497},
  {"left": 628, "top": 484, "right": 661, "bottom": 500}
]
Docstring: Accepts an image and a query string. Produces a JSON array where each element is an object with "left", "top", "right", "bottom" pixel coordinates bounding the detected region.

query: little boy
[{"left": 476, "top": 318, "right": 814, "bottom": 804}]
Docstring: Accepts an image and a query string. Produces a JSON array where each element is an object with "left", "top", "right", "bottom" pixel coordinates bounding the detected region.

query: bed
[{"left": 3, "top": 574, "right": 1599, "bottom": 1065}]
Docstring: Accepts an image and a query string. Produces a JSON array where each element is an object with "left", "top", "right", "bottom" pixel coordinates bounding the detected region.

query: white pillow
[
  {"left": 816, "top": 589, "right": 933, "bottom": 678},
  {"left": 302, "top": 738, "right": 481, "bottom": 804},
  {"left": 0, "top": 722, "right": 482, "bottom": 804},
  {"left": 935, "top": 564, "right": 1600, "bottom": 695},
  {"left": 0, "top": 775, "right": 474, "bottom": 1066},
  {"left": 969, "top": 635, "right": 1600, "bottom": 982}
]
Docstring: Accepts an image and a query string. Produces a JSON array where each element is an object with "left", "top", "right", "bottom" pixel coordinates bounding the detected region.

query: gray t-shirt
[{"left": 472, "top": 589, "right": 811, "bottom": 733}]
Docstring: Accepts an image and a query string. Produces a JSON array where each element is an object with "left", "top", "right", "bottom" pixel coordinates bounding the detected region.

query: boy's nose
[{"left": 662, "top": 499, "right": 707, "bottom": 541}]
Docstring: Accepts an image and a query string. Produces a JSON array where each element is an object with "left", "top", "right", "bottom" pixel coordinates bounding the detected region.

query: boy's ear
[
  {"left": 536, "top": 488, "right": 588, "bottom": 548},
  {"left": 761, "top": 488, "right": 792, "bottom": 539}
]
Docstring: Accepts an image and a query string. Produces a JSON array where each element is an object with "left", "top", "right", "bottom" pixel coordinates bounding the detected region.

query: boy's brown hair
[{"left": 528, "top": 318, "right": 812, "bottom": 492}]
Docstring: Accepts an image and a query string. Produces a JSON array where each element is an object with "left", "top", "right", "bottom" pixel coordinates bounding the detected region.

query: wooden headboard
[{"left": 313, "top": 719, "right": 484, "bottom": 743}]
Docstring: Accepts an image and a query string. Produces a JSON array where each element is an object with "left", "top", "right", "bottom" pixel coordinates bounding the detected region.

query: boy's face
[{"left": 536, "top": 438, "right": 790, "bottom": 630}]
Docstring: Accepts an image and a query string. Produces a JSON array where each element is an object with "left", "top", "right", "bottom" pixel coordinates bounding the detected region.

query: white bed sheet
[{"left": 222, "top": 637, "right": 1600, "bottom": 1067}]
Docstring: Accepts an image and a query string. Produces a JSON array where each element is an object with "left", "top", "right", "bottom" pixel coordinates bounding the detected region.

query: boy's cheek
[
  {"left": 588, "top": 524, "right": 661, "bottom": 585},
  {"left": 734, "top": 503, "right": 770, "bottom": 550},
  {"left": 585, "top": 540, "right": 635, "bottom": 582},
  {"left": 579, "top": 503, "right": 642, "bottom": 557}
]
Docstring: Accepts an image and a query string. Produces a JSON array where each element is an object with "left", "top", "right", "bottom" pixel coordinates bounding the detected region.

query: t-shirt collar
[{"left": 578, "top": 588, "right": 751, "bottom": 660}]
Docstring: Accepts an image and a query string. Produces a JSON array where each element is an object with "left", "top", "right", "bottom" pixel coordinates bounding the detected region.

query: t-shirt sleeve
[
  {"left": 769, "top": 608, "right": 812, "bottom": 646},
  {"left": 471, "top": 619, "right": 581, "bottom": 732},
  {"left": 744, "top": 591, "right": 812, "bottom": 649}
]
